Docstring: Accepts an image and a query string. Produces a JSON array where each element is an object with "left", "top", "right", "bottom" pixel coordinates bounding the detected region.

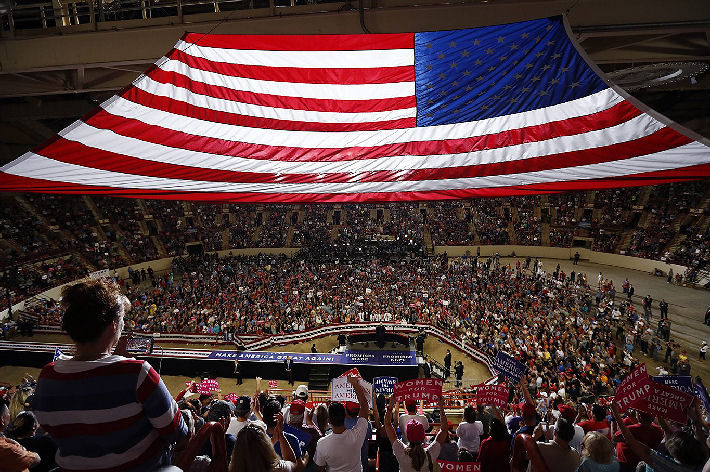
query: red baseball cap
[
  {"left": 406, "top": 419, "right": 426, "bottom": 443},
  {"left": 558, "top": 404, "right": 576, "bottom": 422},
  {"left": 405, "top": 399, "right": 417, "bottom": 408},
  {"left": 520, "top": 403, "right": 536, "bottom": 418},
  {"left": 290, "top": 399, "right": 306, "bottom": 415},
  {"left": 345, "top": 401, "right": 360, "bottom": 415}
]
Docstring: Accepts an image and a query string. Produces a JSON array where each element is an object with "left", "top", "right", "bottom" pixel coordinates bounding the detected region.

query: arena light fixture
[{"left": 606, "top": 62, "right": 709, "bottom": 91}]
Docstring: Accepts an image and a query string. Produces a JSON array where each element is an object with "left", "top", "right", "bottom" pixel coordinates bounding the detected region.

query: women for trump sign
[
  {"left": 393, "top": 378, "right": 443, "bottom": 401},
  {"left": 476, "top": 384, "right": 509, "bottom": 408}
]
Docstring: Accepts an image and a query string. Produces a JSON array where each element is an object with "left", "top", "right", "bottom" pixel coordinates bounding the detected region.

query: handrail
[{"left": 176, "top": 421, "right": 228, "bottom": 472}]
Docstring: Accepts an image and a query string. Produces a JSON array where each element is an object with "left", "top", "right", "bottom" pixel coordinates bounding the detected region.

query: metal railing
[{"left": 1, "top": 0, "right": 341, "bottom": 35}]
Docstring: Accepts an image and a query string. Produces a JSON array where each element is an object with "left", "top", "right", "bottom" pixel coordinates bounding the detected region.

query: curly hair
[{"left": 61, "top": 278, "right": 130, "bottom": 344}]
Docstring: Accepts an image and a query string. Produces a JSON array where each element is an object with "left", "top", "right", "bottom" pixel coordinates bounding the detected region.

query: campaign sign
[
  {"left": 224, "top": 393, "right": 239, "bottom": 403},
  {"left": 695, "top": 377, "right": 710, "bottom": 415},
  {"left": 393, "top": 378, "right": 444, "bottom": 402},
  {"left": 331, "top": 377, "right": 373, "bottom": 407},
  {"left": 491, "top": 352, "right": 527, "bottom": 384},
  {"left": 636, "top": 381, "right": 694, "bottom": 424},
  {"left": 651, "top": 376, "right": 693, "bottom": 395},
  {"left": 614, "top": 363, "right": 652, "bottom": 412},
  {"left": 339, "top": 368, "right": 362, "bottom": 379},
  {"left": 53, "top": 347, "right": 65, "bottom": 362},
  {"left": 476, "top": 384, "right": 509, "bottom": 408},
  {"left": 373, "top": 376, "right": 398, "bottom": 396},
  {"left": 268, "top": 380, "right": 279, "bottom": 388},
  {"left": 284, "top": 425, "right": 313, "bottom": 452},
  {"left": 436, "top": 460, "right": 481, "bottom": 472}
]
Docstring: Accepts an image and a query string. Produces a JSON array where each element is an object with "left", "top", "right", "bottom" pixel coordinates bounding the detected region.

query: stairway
[
  {"left": 82, "top": 196, "right": 103, "bottom": 221},
  {"left": 285, "top": 227, "right": 295, "bottom": 247},
  {"left": 422, "top": 227, "right": 434, "bottom": 254},
  {"left": 308, "top": 364, "right": 331, "bottom": 391},
  {"left": 637, "top": 187, "right": 653, "bottom": 207},
  {"left": 151, "top": 235, "right": 167, "bottom": 257},
  {"left": 541, "top": 223, "right": 550, "bottom": 246}
]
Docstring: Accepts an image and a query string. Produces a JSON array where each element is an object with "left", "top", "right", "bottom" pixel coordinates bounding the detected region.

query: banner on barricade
[
  {"left": 636, "top": 381, "right": 694, "bottom": 424},
  {"left": 373, "top": 376, "right": 398, "bottom": 396},
  {"left": 476, "top": 384, "right": 509, "bottom": 408},
  {"left": 651, "top": 376, "right": 694, "bottom": 395},
  {"left": 614, "top": 363, "right": 652, "bottom": 412},
  {"left": 491, "top": 352, "right": 527, "bottom": 384},
  {"left": 436, "top": 460, "right": 481, "bottom": 472},
  {"left": 331, "top": 377, "right": 373, "bottom": 407},
  {"left": 393, "top": 378, "right": 443, "bottom": 402}
]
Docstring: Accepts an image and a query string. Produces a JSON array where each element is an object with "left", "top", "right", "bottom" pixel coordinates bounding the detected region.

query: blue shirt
[{"left": 268, "top": 431, "right": 303, "bottom": 459}]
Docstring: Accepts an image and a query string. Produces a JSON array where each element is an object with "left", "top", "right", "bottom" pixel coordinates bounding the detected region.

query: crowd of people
[
  {"left": 2, "top": 182, "right": 709, "bottom": 314},
  {"left": 1, "top": 198, "right": 709, "bottom": 472},
  {"left": 1, "top": 270, "right": 708, "bottom": 472}
]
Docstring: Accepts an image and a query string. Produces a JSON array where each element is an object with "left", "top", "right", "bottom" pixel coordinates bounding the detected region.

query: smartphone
[{"left": 125, "top": 334, "right": 155, "bottom": 355}]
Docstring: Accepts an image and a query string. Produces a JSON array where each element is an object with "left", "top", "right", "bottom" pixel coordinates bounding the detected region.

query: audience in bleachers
[{"left": 2, "top": 182, "right": 709, "bottom": 316}]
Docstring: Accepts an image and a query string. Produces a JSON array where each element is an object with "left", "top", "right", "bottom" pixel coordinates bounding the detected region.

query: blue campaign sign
[
  {"left": 208, "top": 349, "right": 417, "bottom": 366},
  {"left": 652, "top": 376, "right": 694, "bottom": 395},
  {"left": 491, "top": 352, "right": 527, "bottom": 384},
  {"left": 373, "top": 376, "right": 399, "bottom": 395},
  {"left": 283, "top": 425, "right": 313, "bottom": 452},
  {"left": 695, "top": 377, "right": 710, "bottom": 415}
]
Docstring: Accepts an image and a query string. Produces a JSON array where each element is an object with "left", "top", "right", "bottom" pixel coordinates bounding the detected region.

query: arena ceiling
[{"left": 0, "top": 0, "right": 709, "bottom": 167}]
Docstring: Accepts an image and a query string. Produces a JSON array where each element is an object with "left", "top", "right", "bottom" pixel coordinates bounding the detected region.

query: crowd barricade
[{"left": 33, "top": 321, "right": 494, "bottom": 372}]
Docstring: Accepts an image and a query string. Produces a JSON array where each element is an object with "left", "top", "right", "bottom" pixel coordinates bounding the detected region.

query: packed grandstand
[{"left": 1, "top": 180, "right": 709, "bottom": 472}]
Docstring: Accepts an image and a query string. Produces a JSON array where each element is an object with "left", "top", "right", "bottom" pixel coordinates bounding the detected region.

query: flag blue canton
[{"left": 414, "top": 17, "right": 608, "bottom": 126}]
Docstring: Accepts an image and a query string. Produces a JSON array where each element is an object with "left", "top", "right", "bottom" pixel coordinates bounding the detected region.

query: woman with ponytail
[{"left": 384, "top": 395, "right": 449, "bottom": 472}]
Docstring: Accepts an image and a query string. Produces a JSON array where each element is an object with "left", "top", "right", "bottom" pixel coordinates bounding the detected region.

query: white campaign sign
[{"left": 331, "top": 377, "right": 373, "bottom": 408}]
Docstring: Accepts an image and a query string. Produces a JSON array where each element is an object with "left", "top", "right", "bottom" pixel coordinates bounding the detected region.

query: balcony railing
[{"left": 0, "top": 0, "right": 344, "bottom": 35}]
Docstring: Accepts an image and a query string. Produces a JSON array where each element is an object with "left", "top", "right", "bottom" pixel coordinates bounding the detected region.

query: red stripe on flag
[
  {"left": 165, "top": 49, "right": 415, "bottom": 85},
  {"left": 2, "top": 164, "right": 710, "bottom": 203},
  {"left": 143, "top": 67, "right": 416, "bottom": 113},
  {"left": 182, "top": 32, "right": 414, "bottom": 51},
  {"left": 37, "top": 127, "right": 690, "bottom": 185},
  {"left": 122, "top": 88, "right": 416, "bottom": 132},
  {"left": 90, "top": 100, "right": 644, "bottom": 163}
]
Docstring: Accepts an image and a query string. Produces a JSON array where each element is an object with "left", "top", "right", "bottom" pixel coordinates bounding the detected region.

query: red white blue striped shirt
[{"left": 34, "top": 355, "right": 186, "bottom": 472}]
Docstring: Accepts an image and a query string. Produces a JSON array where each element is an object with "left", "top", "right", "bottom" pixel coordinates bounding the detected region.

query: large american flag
[{"left": 1, "top": 16, "right": 709, "bottom": 202}]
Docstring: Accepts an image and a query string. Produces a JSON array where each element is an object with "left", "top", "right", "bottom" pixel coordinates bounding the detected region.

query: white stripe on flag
[
  {"left": 173, "top": 40, "right": 415, "bottom": 68},
  {"left": 152, "top": 58, "right": 416, "bottom": 100},
  {"left": 9, "top": 142, "right": 710, "bottom": 194},
  {"left": 133, "top": 77, "right": 417, "bottom": 123},
  {"left": 102, "top": 88, "right": 625, "bottom": 149},
  {"left": 59, "top": 113, "right": 666, "bottom": 175}
]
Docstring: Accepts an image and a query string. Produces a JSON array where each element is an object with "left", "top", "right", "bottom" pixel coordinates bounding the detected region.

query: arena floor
[{"left": 2, "top": 257, "right": 708, "bottom": 398}]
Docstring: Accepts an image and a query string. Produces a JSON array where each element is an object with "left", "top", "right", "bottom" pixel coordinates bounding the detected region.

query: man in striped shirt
[{"left": 33, "top": 278, "right": 187, "bottom": 472}]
